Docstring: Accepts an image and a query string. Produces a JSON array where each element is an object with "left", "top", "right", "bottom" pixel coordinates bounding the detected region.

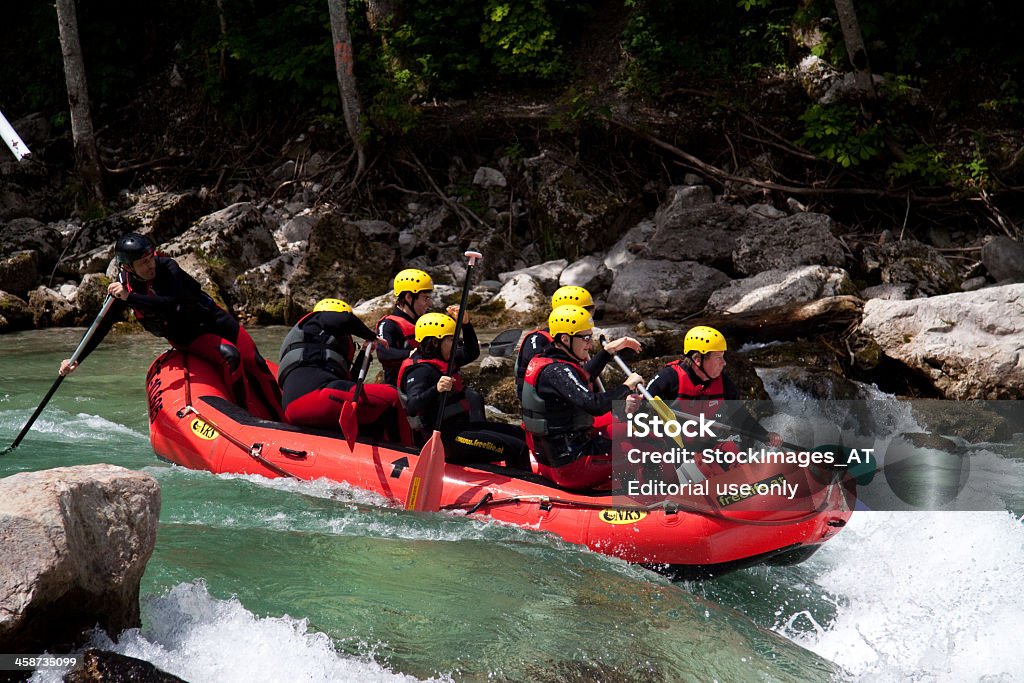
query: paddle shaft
[
  {"left": 4, "top": 294, "right": 116, "bottom": 453},
  {"left": 352, "top": 341, "right": 373, "bottom": 402},
  {"left": 432, "top": 251, "right": 480, "bottom": 432},
  {"left": 406, "top": 250, "right": 481, "bottom": 511},
  {"left": 610, "top": 354, "right": 805, "bottom": 452}
]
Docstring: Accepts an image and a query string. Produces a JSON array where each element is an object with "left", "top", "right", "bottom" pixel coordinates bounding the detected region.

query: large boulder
[
  {"left": 493, "top": 273, "right": 546, "bottom": 315},
  {"left": 559, "top": 254, "right": 612, "bottom": 293},
  {"left": 605, "top": 260, "right": 731, "bottom": 319},
  {"left": 61, "top": 190, "right": 213, "bottom": 277},
  {"left": 286, "top": 211, "right": 400, "bottom": 305},
  {"left": 643, "top": 202, "right": 757, "bottom": 271},
  {"left": 859, "top": 284, "right": 1024, "bottom": 398},
  {"left": 498, "top": 259, "right": 567, "bottom": 293},
  {"left": 0, "top": 291, "right": 33, "bottom": 332},
  {"left": 162, "top": 202, "right": 279, "bottom": 294},
  {"left": 523, "top": 149, "right": 637, "bottom": 256},
  {"left": 982, "top": 236, "right": 1024, "bottom": 283},
  {"left": 707, "top": 265, "right": 857, "bottom": 313},
  {"left": 0, "top": 218, "right": 62, "bottom": 275},
  {"left": 733, "top": 213, "right": 847, "bottom": 275},
  {"left": 604, "top": 219, "right": 655, "bottom": 273},
  {"left": 861, "top": 239, "right": 959, "bottom": 297},
  {"left": 0, "top": 250, "right": 38, "bottom": 297},
  {"left": 27, "top": 285, "right": 76, "bottom": 327},
  {"left": 231, "top": 249, "right": 305, "bottom": 324},
  {"left": 0, "top": 465, "right": 160, "bottom": 653}
]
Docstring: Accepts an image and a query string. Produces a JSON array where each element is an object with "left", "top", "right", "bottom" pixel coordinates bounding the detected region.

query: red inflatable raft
[{"left": 147, "top": 349, "right": 855, "bottom": 578}]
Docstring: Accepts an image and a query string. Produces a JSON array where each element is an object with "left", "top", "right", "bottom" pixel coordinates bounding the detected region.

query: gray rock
[
  {"left": 960, "top": 276, "right": 989, "bottom": 292},
  {"left": 498, "top": 259, "right": 567, "bottom": 292},
  {"left": 278, "top": 215, "right": 315, "bottom": 244},
  {"left": 862, "top": 239, "right": 959, "bottom": 297},
  {"left": 0, "top": 465, "right": 160, "bottom": 654},
  {"left": 605, "top": 219, "right": 655, "bottom": 273},
  {"left": 747, "top": 203, "right": 787, "bottom": 220},
  {"left": 606, "top": 260, "right": 731, "bottom": 318},
  {"left": 646, "top": 203, "right": 757, "bottom": 270},
  {"left": 707, "top": 265, "right": 856, "bottom": 313},
  {"left": 0, "top": 250, "right": 38, "bottom": 296},
  {"left": 494, "top": 273, "right": 545, "bottom": 314},
  {"left": 0, "top": 291, "right": 32, "bottom": 332},
  {"left": 163, "top": 202, "right": 280, "bottom": 292},
  {"left": 982, "top": 236, "right": 1024, "bottom": 283},
  {"left": 27, "top": 285, "right": 76, "bottom": 327},
  {"left": 733, "top": 212, "right": 847, "bottom": 275},
  {"left": 559, "top": 254, "right": 611, "bottom": 292},
  {"left": 861, "top": 283, "right": 915, "bottom": 301},
  {"left": 473, "top": 166, "right": 507, "bottom": 188},
  {"left": 859, "top": 283, "right": 1024, "bottom": 398},
  {"left": 0, "top": 218, "right": 61, "bottom": 274}
]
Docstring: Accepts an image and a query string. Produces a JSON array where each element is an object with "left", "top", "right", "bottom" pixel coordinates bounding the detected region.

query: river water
[{"left": 1, "top": 327, "right": 1022, "bottom": 682}]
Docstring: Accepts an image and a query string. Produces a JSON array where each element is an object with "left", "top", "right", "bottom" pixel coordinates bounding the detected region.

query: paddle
[
  {"left": 484, "top": 327, "right": 523, "bottom": 357},
  {"left": 339, "top": 340, "right": 373, "bottom": 451},
  {"left": 405, "top": 250, "right": 481, "bottom": 512},
  {"left": 2, "top": 294, "right": 116, "bottom": 455},
  {"left": 609, "top": 353, "right": 706, "bottom": 483}
]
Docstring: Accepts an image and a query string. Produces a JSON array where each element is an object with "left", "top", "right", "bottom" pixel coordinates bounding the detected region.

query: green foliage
[
  {"left": 480, "top": 0, "right": 564, "bottom": 80},
  {"left": 886, "top": 144, "right": 951, "bottom": 186},
  {"left": 620, "top": 0, "right": 791, "bottom": 90},
  {"left": 798, "top": 104, "right": 886, "bottom": 168}
]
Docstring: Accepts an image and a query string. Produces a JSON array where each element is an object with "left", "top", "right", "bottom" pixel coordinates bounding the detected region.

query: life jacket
[
  {"left": 521, "top": 355, "right": 595, "bottom": 438},
  {"left": 513, "top": 327, "right": 552, "bottom": 398},
  {"left": 396, "top": 355, "right": 471, "bottom": 432},
  {"left": 377, "top": 312, "right": 418, "bottom": 373},
  {"left": 667, "top": 359, "right": 726, "bottom": 417},
  {"left": 277, "top": 312, "right": 355, "bottom": 386}
]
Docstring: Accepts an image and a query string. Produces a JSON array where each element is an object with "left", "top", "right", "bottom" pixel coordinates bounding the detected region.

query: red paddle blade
[
  {"left": 405, "top": 429, "right": 445, "bottom": 512},
  {"left": 339, "top": 400, "right": 358, "bottom": 451}
]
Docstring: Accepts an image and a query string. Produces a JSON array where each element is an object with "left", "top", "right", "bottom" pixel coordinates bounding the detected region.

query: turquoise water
[{"left": 3, "top": 327, "right": 1023, "bottom": 682}]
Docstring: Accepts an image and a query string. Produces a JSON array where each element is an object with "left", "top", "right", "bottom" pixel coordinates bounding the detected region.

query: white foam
[
  {"left": 784, "top": 511, "right": 1024, "bottom": 681},
  {"left": 60, "top": 581, "right": 441, "bottom": 683}
]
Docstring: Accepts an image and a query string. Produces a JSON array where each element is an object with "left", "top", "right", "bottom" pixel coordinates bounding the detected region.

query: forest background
[{"left": 2, "top": 0, "right": 1023, "bottom": 262}]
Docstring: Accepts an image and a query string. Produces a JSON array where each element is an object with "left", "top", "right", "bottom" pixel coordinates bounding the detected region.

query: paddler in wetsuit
[
  {"left": 521, "top": 305, "right": 645, "bottom": 490},
  {"left": 514, "top": 285, "right": 595, "bottom": 401},
  {"left": 59, "top": 233, "right": 282, "bottom": 420},
  {"left": 644, "top": 325, "right": 783, "bottom": 460},
  {"left": 398, "top": 310, "right": 530, "bottom": 468},
  {"left": 375, "top": 268, "right": 433, "bottom": 386},
  {"left": 277, "top": 297, "right": 399, "bottom": 440}
]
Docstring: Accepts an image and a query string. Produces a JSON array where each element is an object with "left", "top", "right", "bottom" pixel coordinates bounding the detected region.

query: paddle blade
[
  {"left": 405, "top": 429, "right": 445, "bottom": 512},
  {"left": 339, "top": 400, "right": 358, "bottom": 450},
  {"left": 487, "top": 328, "right": 523, "bottom": 357}
]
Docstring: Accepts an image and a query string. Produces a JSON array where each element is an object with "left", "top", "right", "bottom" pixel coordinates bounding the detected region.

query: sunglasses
[{"left": 573, "top": 333, "right": 593, "bottom": 342}]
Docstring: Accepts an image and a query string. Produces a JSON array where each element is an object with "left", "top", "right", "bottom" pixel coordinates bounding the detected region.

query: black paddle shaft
[
  {"left": 433, "top": 251, "right": 481, "bottom": 432},
  {"left": 3, "top": 294, "right": 116, "bottom": 454}
]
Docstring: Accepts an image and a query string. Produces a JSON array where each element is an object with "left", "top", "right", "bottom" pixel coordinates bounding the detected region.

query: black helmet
[{"left": 115, "top": 233, "right": 155, "bottom": 266}]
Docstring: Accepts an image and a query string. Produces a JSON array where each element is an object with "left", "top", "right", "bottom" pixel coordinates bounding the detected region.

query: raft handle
[
  {"left": 538, "top": 497, "right": 552, "bottom": 511},
  {"left": 827, "top": 518, "right": 846, "bottom": 527},
  {"left": 279, "top": 447, "right": 308, "bottom": 459}
]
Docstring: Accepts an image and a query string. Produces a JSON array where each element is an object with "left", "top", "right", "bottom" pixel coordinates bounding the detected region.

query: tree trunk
[
  {"left": 55, "top": 0, "right": 105, "bottom": 203},
  {"left": 833, "top": 0, "right": 876, "bottom": 99},
  {"left": 326, "top": 0, "right": 367, "bottom": 178}
]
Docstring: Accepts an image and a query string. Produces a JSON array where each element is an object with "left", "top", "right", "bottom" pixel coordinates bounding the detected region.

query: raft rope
[
  {"left": 442, "top": 469, "right": 849, "bottom": 528},
  {"left": 175, "top": 352, "right": 300, "bottom": 480}
]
